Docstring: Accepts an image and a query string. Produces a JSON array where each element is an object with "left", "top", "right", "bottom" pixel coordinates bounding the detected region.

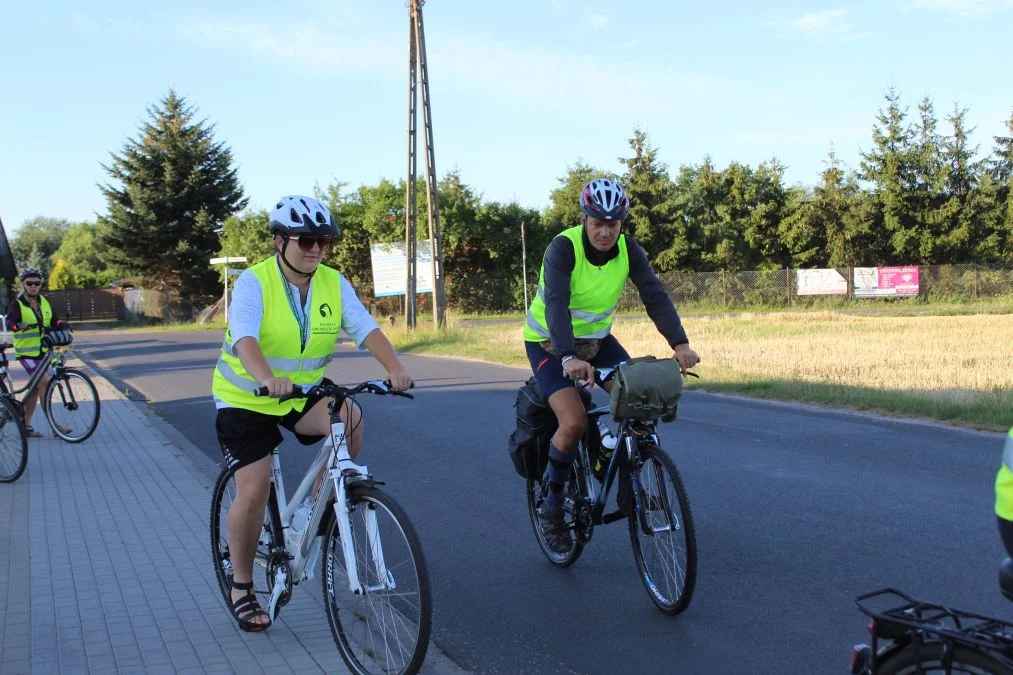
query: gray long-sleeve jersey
[{"left": 540, "top": 229, "right": 688, "bottom": 357}]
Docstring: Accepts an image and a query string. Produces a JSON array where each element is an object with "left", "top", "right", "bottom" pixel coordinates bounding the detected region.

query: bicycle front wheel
[
  {"left": 322, "top": 485, "right": 432, "bottom": 675},
  {"left": 0, "top": 397, "right": 28, "bottom": 483},
  {"left": 44, "top": 368, "right": 100, "bottom": 443},
  {"left": 876, "top": 641, "right": 1011, "bottom": 674},
  {"left": 627, "top": 443, "right": 697, "bottom": 615}
]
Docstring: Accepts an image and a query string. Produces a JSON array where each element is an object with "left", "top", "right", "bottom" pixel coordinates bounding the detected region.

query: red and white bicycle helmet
[{"left": 579, "top": 178, "right": 630, "bottom": 221}]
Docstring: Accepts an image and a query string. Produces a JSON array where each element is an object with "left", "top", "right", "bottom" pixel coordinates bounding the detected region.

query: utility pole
[
  {"left": 406, "top": 0, "right": 446, "bottom": 329},
  {"left": 521, "top": 221, "right": 529, "bottom": 311}
]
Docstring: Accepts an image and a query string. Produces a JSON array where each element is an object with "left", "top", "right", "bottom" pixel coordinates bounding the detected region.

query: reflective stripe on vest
[
  {"left": 523, "top": 225, "right": 629, "bottom": 342},
  {"left": 997, "top": 428, "right": 1013, "bottom": 520},
  {"left": 13, "top": 295, "right": 52, "bottom": 358},
  {"left": 211, "top": 257, "right": 343, "bottom": 415}
]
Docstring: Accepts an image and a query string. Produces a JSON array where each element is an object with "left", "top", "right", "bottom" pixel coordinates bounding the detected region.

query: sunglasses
[
  {"left": 294, "top": 236, "right": 333, "bottom": 252},
  {"left": 24, "top": 281, "right": 41, "bottom": 287}
]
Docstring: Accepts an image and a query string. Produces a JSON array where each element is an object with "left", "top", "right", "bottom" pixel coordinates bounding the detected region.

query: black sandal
[{"left": 230, "top": 579, "right": 272, "bottom": 632}]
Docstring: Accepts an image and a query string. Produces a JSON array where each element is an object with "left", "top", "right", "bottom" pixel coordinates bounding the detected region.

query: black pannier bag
[{"left": 507, "top": 377, "right": 590, "bottom": 480}]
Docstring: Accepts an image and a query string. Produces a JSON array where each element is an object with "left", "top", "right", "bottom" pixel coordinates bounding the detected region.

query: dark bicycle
[
  {"left": 526, "top": 365, "right": 698, "bottom": 615},
  {"left": 0, "top": 327, "right": 100, "bottom": 445},
  {"left": 850, "top": 561, "right": 1013, "bottom": 674}
]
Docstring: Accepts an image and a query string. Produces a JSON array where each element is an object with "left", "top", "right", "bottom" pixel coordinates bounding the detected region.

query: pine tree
[
  {"left": 619, "top": 129, "right": 678, "bottom": 266},
  {"left": 860, "top": 87, "right": 916, "bottom": 262},
  {"left": 99, "top": 90, "right": 247, "bottom": 304}
]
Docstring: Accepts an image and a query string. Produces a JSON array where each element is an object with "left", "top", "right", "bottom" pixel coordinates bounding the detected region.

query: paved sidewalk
[{"left": 0, "top": 361, "right": 465, "bottom": 674}]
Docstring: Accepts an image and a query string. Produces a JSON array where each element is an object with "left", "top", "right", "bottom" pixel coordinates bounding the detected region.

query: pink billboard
[{"left": 854, "top": 266, "right": 920, "bottom": 297}]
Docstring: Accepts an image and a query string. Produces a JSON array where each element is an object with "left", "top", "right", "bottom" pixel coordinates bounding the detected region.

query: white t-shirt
[{"left": 216, "top": 261, "right": 380, "bottom": 409}]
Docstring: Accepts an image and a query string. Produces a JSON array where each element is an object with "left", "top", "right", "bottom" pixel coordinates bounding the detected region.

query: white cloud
[
  {"left": 779, "top": 9, "right": 870, "bottom": 43},
  {"left": 902, "top": 0, "right": 1013, "bottom": 16},
  {"left": 587, "top": 14, "right": 608, "bottom": 29}
]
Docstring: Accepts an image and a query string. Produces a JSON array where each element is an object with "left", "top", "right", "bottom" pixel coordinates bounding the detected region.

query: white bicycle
[{"left": 210, "top": 380, "right": 432, "bottom": 675}]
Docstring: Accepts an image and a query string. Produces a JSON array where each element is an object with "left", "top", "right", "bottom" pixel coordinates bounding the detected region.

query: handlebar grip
[{"left": 255, "top": 386, "right": 270, "bottom": 396}]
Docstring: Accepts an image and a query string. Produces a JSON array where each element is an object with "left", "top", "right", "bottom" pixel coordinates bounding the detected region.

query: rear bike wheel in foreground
[
  {"left": 44, "top": 368, "right": 100, "bottom": 443},
  {"left": 875, "top": 641, "right": 1010, "bottom": 674},
  {"left": 0, "top": 397, "right": 28, "bottom": 483},
  {"left": 628, "top": 444, "right": 697, "bottom": 615},
  {"left": 210, "top": 469, "right": 279, "bottom": 612},
  {"left": 526, "top": 458, "right": 586, "bottom": 568},
  {"left": 322, "top": 485, "right": 432, "bottom": 675}
]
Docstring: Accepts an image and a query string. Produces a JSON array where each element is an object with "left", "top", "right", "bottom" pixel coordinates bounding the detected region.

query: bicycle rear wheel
[
  {"left": 627, "top": 443, "right": 697, "bottom": 615},
  {"left": 209, "top": 468, "right": 279, "bottom": 609},
  {"left": 526, "top": 451, "right": 586, "bottom": 567},
  {"left": 322, "top": 485, "right": 432, "bottom": 675},
  {"left": 0, "top": 397, "right": 28, "bottom": 483},
  {"left": 44, "top": 368, "right": 100, "bottom": 443},
  {"left": 875, "top": 641, "right": 1011, "bottom": 674}
]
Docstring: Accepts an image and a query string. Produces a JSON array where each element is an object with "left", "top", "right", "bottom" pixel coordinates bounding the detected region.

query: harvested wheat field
[{"left": 611, "top": 312, "right": 1013, "bottom": 430}]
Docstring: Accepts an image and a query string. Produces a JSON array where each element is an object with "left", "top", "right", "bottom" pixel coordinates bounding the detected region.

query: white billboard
[
  {"left": 796, "top": 269, "right": 848, "bottom": 296},
  {"left": 370, "top": 241, "right": 434, "bottom": 297}
]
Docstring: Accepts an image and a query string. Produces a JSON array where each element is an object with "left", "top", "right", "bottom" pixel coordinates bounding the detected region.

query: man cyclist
[
  {"left": 4, "top": 268, "right": 71, "bottom": 437},
  {"left": 212, "top": 195, "right": 413, "bottom": 632},
  {"left": 523, "top": 177, "right": 700, "bottom": 554},
  {"left": 994, "top": 427, "right": 1013, "bottom": 598}
]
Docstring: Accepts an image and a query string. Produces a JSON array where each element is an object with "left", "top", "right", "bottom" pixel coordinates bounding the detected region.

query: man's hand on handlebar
[
  {"left": 562, "top": 357, "right": 595, "bottom": 385},
  {"left": 673, "top": 344, "right": 701, "bottom": 376},
  {"left": 258, "top": 376, "right": 293, "bottom": 398}
]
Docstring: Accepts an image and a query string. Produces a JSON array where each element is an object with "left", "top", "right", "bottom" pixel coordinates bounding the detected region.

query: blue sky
[{"left": 2, "top": 0, "right": 1011, "bottom": 235}]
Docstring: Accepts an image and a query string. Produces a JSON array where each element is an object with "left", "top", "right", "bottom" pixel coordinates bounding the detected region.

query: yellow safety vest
[
  {"left": 995, "top": 427, "right": 1013, "bottom": 520},
  {"left": 523, "top": 225, "right": 629, "bottom": 342},
  {"left": 212, "top": 257, "right": 343, "bottom": 415},
  {"left": 13, "top": 295, "right": 52, "bottom": 358}
]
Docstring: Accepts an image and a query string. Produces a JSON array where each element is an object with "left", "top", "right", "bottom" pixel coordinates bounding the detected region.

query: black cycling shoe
[
  {"left": 1000, "top": 558, "right": 1013, "bottom": 602},
  {"left": 536, "top": 506, "right": 572, "bottom": 554}
]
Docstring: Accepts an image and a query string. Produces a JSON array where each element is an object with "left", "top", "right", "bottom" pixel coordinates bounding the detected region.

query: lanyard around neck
[{"left": 277, "top": 259, "right": 309, "bottom": 351}]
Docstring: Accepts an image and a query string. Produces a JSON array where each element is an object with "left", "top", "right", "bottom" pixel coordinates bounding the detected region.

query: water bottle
[
  {"left": 593, "top": 419, "right": 617, "bottom": 480},
  {"left": 291, "top": 496, "right": 314, "bottom": 535},
  {"left": 597, "top": 419, "right": 618, "bottom": 451}
]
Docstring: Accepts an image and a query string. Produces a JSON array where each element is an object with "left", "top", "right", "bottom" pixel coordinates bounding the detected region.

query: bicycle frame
[
  {"left": 0, "top": 348, "right": 58, "bottom": 399},
  {"left": 576, "top": 405, "right": 659, "bottom": 525},
  {"left": 261, "top": 414, "right": 394, "bottom": 619}
]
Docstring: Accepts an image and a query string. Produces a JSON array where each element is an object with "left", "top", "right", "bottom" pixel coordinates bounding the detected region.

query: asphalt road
[{"left": 70, "top": 329, "right": 1009, "bottom": 675}]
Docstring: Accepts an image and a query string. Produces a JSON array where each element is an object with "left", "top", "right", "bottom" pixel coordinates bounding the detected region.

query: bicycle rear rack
[{"left": 855, "top": 588, "right": 1013, "bottom": 653}]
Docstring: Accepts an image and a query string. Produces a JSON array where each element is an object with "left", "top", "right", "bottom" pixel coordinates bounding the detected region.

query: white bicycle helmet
[{"left": 269, "top": 196, "right": 339, "bottom": 237}]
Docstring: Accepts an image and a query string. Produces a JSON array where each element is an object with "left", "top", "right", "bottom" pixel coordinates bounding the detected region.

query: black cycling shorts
[
  {"left": 525, "top": 335, "right": 630, "bottom": 399},
  {"left": 216, "top": 377, "right": 334, "bottom": 470}
]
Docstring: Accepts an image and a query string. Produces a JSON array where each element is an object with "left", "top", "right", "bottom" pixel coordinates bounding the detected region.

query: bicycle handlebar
[
  {"left": 254, "top": 379, "right": 415, "bottom": 402},
  {"left": 577, "top": 362, "right": 699, "bottom": 390}
]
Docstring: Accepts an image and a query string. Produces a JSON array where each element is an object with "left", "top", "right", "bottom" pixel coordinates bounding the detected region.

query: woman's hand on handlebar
[
  {"left": 386, "top": 369, "right": 413, "bottom": 392},
  {"left": 258, "top": 376, "right": 293, "bottom": 398}
]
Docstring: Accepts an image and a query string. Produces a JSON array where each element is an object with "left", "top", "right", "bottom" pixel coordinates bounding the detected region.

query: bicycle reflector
[{"left": 850, "top": 643, "right": 871, "bottom": 674}]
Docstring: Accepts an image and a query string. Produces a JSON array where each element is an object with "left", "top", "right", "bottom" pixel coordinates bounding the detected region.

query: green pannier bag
[{"left": 609, "top": 355, "right": 684, "bottom": 423}]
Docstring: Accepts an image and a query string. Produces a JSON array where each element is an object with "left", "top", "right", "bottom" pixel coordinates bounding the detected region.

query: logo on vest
[{"left": 319, "top": 303, "right": 332, "bottom": 318}]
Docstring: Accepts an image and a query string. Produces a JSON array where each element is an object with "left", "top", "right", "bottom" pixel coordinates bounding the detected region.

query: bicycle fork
[{"left": 328, "top": 422, "right": 395, "bottom": 596}]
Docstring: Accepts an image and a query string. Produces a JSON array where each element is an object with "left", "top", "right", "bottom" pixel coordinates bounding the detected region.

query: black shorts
[
  {"left": 216, "top": 378, "right": 334, "bottom": 470},
  {"left": 525, "top": 335, "right": 630, "bottom": 398}
]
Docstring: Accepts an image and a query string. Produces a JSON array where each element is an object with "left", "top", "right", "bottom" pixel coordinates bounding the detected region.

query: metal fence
[{"left": 616, "top": 263, "right": 1013, "bottom": 311}]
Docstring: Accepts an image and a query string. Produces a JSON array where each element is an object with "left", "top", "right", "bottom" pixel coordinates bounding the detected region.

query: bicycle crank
[
  {"left": 266, "top": 551, "right": 293, "bottom": 618},
  {"left": 572, "top": 498, "right": 594, "bottom": 545}
]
